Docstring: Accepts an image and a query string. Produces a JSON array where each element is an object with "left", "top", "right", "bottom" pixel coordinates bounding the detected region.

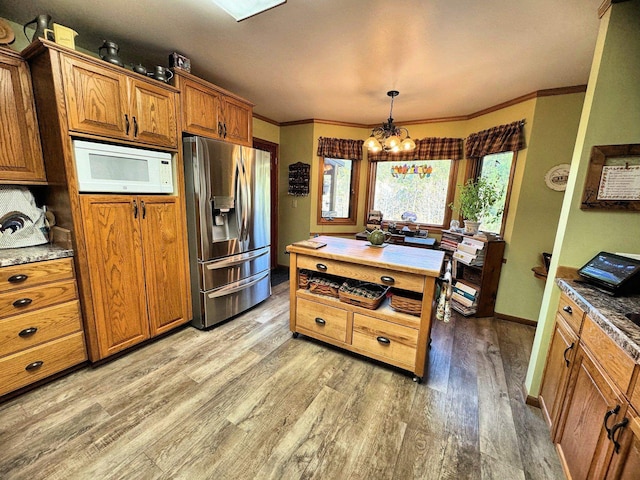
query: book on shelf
[
  {"left": 453, "top": 250, "right": 484, "bottom": 266},
  {"left": 451, "top": 291, "right": 476, "bottom": 308},
  {"left": 452, "top": 286, "right": 476, "bottom": 301},
  {"left": 460, "top": 236, "right": 485, "bottom": 249},
  {"left": 453, "top": 280, "right": 477, "bottom": 296},
  {"left": 457, "top": 242, "right": 484, "bottom": 255},
  {"left": 451, "top": 301, "right": 477, "bottom": 316}
]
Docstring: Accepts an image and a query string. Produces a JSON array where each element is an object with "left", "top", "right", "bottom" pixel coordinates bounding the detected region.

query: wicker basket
[
  {"left": 299, "top": 269, "right": 312, "bottom": 289},
  {"left": 390, "top": 290, "right": 423, "bottom": 316},
  {"left": 308, "top": 275, "right": 341, "bottom": 297},
  {"left": 338, "top": 280, "right": 388, "bottom": 310}
]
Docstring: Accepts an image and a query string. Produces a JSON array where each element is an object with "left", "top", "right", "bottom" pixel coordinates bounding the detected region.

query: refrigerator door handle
[
  {"left": 206, "top": 271, "right": 270, "bottom": 299},
  {"left": 205, "top": 248, "right": 269, "bottom": 269},
  {"left": 239, "top": 156, "right": 249, "bottom": 241}
]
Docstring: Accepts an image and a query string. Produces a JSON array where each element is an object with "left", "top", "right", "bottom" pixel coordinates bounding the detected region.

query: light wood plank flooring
[{"left": 0, "top": 281, "right": 563, "bottom": 479}]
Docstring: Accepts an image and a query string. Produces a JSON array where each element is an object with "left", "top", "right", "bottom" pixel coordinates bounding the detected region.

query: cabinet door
[
  {"left": 129, "top": 80, "right": 178, "bottom": 148},
  {"left": 180, "top": 78, "right": 222, "bottom": 139},
  {"left": 61, "top": 55, "right": 129, "bottom": 140},
  {"left": 606, "top": 410, "right": 640, "bottom": 480},
  {"left": 80, "top": 195, "right": 150, "bottom": 358},
  {"left": 138, "top": 196, "right": 189, "bottom": 335},
  {"left": 539, "top": 315, "right": 578, "bottom": 438},
  {"left": 219, "top": 96, "right": 252, "bottom": 146},
  {"left": 556, "top": 345, "right": 626, "bottom": 480},
  {"left": 0, "top": 52, "right": 46, "bottom": 183}
]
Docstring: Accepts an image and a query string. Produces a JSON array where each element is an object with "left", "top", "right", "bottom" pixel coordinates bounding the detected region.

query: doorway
[{"left": 253, "top": 137, "right": 279, "bottom": 269}]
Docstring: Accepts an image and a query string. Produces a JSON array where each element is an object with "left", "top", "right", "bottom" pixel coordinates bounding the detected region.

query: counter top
[
  {"left": 287, "top": 235, "right": 444, "bottom": 277},
  {"left": 558, "top": 279, "right": 640, "bottom": 362},
  {"left": 0, "top": 244, "right": 74, "bottom": 267}
]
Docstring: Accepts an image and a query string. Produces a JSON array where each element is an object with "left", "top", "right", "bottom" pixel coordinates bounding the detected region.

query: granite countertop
[
  {"left": 558, "top": 279, "right": 640, "bottom": 362},
  {"left": 0, "top": 243, "right": 74, "bottom": 268}
]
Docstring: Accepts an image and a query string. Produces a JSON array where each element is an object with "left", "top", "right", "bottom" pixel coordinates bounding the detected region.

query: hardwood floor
[{"left": 0, "top": 281, "right": 563, "bottom": 479}]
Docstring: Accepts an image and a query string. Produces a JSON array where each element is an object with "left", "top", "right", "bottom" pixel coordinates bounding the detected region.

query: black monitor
[{"left": 577, "top": 251, "right": 640, "bottom": 296}]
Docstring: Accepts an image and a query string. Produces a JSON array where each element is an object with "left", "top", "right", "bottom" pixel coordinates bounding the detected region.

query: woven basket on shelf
[
  {"left": 298, "top": 269, "right": 312, "bottom": 289},
  {"left": 308, "top": 276, "right": 341, "bottom": 297},
  {"left": 390, "top": 290, "right": 423, "bottom": 316},
  {"left": 338, "top": 280, "right": 388, "bottom": 310}
]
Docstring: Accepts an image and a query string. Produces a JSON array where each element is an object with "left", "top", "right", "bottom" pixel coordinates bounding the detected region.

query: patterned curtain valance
[
  {"left": 317, "top": 137, "right": 364, "bottom": 161},
  {"left": 465, "top": 119, "right": 526, "bottom": 160},
  {"left": 368, "top": 137, "right": 464, "bottom": 162}
]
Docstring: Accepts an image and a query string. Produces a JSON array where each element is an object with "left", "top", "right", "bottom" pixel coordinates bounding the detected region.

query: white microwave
[{"left": 73, "top": 140, "right": 173, "bottom": 194}]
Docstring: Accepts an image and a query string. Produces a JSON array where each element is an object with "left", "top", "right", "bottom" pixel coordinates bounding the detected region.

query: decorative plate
[
  {"left": 544, "top": 164, "right": 570, "bottom": 191},
  {"left": 0, "top": 19, "right": 15, "bottom": 46}
]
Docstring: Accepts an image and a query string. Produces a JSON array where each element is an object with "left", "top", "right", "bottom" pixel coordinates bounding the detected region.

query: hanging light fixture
[{"left": 364, "top": 90, "right": 416, "bottom": 153}]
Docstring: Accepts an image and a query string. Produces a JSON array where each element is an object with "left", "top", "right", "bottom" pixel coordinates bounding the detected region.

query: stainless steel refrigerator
[{"left": 183, "top": 136, "right": 271, "bottom": 329}]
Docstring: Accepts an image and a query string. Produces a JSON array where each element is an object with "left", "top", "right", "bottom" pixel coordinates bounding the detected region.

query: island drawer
[
  {"left": 296, "top": 297, "right": 348, "bottom": 343},
  {"left": 297, "top": 255, "right": 424, "bottom": 293},
  {"left": 352, "top": 313, "right": 418, "bottom": 368},
  {"left": 557, "top": 292, "right": 586, "bottom": 334},
  {"left": 0, "top": 332, "right": 86, "bottom": 397},
  {"left": 0, "top": 279, "right": 78, "bottom": 319},
  {"left": 0, "top": 301, "right": 82, "bottom": 357},
  {"left": 0, "top": 258, "right": 75, "bottom": 293}
]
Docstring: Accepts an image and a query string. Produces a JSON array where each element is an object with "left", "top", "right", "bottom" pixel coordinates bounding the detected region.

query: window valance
[
  {"left": 465, "top": 119, "right": 526, "bottom": 160},
  {"left": 317, "top": 137, "right": 364, "bottom": 161},
  {"left": 368, "top": 137, "right": 464, "bottom": 162}
]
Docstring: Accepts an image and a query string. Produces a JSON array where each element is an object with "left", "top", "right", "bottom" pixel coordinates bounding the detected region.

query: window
[
  {"left": 368, "top": 159, "right": 457, "bottom": 228},
  {"left": 476, "top": 151, "right": 516, "bottom": 235},
  {"left": 317, "top": 157, "right": 359, "bottom": 224}
]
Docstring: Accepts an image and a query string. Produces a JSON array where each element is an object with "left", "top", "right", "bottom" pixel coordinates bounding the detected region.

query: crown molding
[{"left": 599, "top": 0, "right": 631, "bottom": 18}]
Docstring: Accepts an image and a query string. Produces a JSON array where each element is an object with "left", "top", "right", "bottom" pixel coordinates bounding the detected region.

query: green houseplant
[{"left": 450, "top": 177, "right": 502, "bottom": 234}]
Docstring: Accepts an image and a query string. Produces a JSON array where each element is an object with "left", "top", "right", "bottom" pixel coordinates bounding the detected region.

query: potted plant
[{"left": 450, "top": 177, "right": 502, "bottom": 234}]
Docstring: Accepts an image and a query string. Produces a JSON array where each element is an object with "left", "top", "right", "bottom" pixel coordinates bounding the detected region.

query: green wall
[{"left": 525, "top": 1, "right": 640, "bottom": 397}]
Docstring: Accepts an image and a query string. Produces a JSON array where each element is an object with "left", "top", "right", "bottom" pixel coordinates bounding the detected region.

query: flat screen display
[{"left": 578, "top": 252, "right": 640, "bottom": 293}]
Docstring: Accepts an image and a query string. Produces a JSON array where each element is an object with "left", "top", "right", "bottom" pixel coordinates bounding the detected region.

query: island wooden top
[{"left": 286, "top": 235, "right": 444, "bottom": 277}]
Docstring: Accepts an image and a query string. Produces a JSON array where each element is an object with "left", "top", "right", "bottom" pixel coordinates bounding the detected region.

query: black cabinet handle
[
  {"left": 223, "top": 123, "right": 227, "bottom": 138},
  {"left": 376, "top": 336, "right": 391, "bottom": 345},
  {"left": 316, "top": 263, "right": 328, "bottom": 271},
  {"left": 8, "top": 274, "right": 28, "bottom": 283},
  {"left": 13, "top": 298, "right": 32, "bottom": 308},
  {"left": 25, "top": 361, "right": 44, "bottom": 371},
  {"left": 314, "top": 317, "right": 326, "bottom": 326},
  {"left": 380, "top": 276, "right": 395, "bottom": 284},
  {"left": 133, "top": 200, "right": 138, "bottom": 219},
  {"left": 562, "top": 342, "right": 575, "bottom": 368},
  {"left": 611, "top": 418, "right": 629, "bottom": 454},
  {"left": 124, "top": 114, "right": 130, "bottom": 135},
  {"left": 141, "top": 200, "right": 146, "bottom": 219},
  {"left": 604, "top": 404, "right": 621, "bottom": 439},
  {"left": 133, "top": 116, "right": 138, "bottom": 137},
  {"left": 563, "top": 305, "right": 573, "bottom": 315},
  {"left": 218, "top": 122, "right": 224, "bottom": 137},
  {"left": 18, "top": 327, "right": 38, "bottom": 337}
]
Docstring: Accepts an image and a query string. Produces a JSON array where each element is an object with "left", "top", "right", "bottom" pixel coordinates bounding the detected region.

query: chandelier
[{"left": 364, "top": 90, "right": 416, "bottom": 153}]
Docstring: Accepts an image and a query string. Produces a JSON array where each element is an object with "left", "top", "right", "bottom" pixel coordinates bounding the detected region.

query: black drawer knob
[
  {"left": 376, "top": 336, "right": 391, "bottom": 345},
  {"left": 316, "top": 263, "right": 328, "bottom": 271},
  {"left": 380, "top": 276, "right": 395, "bottom": 284},
  {"left": 25, "top": 360, "right": 44, "bottom": 371},
  {"left": 18, "top": 327, "right": 38, "bottom": 337},
  {"left": 315, "top": 317, "right": 326, "bottom": 326},
  {"left": 13, "top": 298, "right": 33, "bottom": 308},
  {"left": 563, "top": 305, "right": 573, "bottom": 314},
  {"left": 8, "top": 274, "right": 28, "bottom": 283}
]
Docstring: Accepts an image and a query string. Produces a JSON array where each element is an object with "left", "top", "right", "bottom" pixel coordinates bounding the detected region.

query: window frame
[
  {"left": 365, "top": 158, "right": 459, "bottom": 232},
  {"left": 317, "top": 156, "right": 360, "bottom": 225}
]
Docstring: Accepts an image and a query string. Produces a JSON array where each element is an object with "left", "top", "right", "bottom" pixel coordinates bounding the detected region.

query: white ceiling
[{"left": 0, "top": 0, "right": 603, "bottom": 125}]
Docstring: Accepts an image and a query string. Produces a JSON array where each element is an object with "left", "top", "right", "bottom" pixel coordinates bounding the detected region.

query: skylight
[{"left": 212, "top": 0, "right": 286, "bottom": 21}]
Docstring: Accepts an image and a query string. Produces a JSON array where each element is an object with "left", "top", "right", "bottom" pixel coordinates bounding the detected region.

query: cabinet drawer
[
  {"left": 296, "top": 297, "right": 348, "bottom": 343},
  {"left": 0, "top": 258, "right": 74, "bottom": 293},
  {"left": 297, "top": 255, "right": 424, "bottom": 293},
  {"left": 0, "top": 301, "right": 82, "bottom": 357},
  {"left": 0, "top": 279, "right": 77, "bottom": 319},
  {"left": 557, "top": 292, "right": 585, "bottom": 334},
  {"left": 0, "top": 332, "right": 86, "bottom": 397},
  {"left": 352, "top": 313, "right": 418, "bottom": 368},
  {"left": 581, "top": 315, "right": 636, "bottom": 393}
]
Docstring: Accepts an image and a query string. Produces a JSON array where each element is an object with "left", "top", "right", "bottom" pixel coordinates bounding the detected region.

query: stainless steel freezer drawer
[
  {"left": 198, "top": 247, "right": 270, "bottom": 291},
  {"left": 193, "top": 270, "right": 271, "bottom": 329}
]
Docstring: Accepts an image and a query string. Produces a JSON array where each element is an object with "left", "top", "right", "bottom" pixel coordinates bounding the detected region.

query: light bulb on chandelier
[{"left": 364, "top": 90, "right": 416, "bottom": 153}]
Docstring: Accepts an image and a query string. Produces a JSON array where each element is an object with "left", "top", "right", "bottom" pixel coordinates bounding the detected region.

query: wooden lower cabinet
[
  {"left": 80, "top": 194, "right": 190, "bottom": 360},
  {"left": 555, "top": 344, "right": 627, "bottom": 480}
]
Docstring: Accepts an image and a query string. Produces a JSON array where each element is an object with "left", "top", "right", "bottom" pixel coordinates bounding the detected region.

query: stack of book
[
  {"left": 450, "top": 280, "right": 478, "bottom": 316},
  {"left": 439, "top": 231, "right": 460, "bottom": 252},
  {"left": 452, "top": 236, "right": 485, "bottom": 266}
]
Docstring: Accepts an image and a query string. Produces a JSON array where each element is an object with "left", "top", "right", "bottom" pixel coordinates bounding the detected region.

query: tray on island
[{"left": 338, "top": 280, "right": 389, "bottom": 310}]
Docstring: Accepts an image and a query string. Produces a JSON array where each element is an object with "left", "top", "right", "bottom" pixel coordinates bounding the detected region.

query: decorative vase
[{"left": 464, "top": 220, "right": 481, "bottom": 234}]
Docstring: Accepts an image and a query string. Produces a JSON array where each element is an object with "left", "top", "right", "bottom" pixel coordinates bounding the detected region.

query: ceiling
[{"left": 0, "top": 0, "right": 603, "bottom": 125}]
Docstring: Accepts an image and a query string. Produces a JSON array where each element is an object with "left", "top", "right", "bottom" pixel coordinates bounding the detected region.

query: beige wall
[
  {"left": 253, "top": 117, "right": 280, "bottom": 145},
  {"left": 525, "top": 1, "right": 640, "bottom": 397}
]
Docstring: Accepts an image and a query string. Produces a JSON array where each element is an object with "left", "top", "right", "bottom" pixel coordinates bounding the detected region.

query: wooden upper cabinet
[
  {"left": 0, "top": 50, "right": 46, "bottom": 184},
  {"left": 173, "top": 70, "right": 253, "bottom": 146},
  {"left": 60, "top": 53, "right": 178, "bottom": 148}
]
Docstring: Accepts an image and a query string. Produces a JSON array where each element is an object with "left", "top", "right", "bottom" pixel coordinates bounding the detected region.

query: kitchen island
[{"left": 287, "top": 236, "right": 444, "bottom": 382}]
